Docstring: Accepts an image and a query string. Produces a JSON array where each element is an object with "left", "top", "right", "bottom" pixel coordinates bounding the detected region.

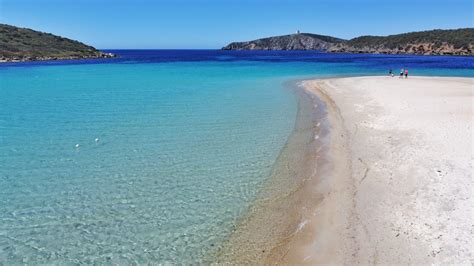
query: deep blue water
[
  {"left": 0, "top": 50, "right": 473, "bottom": 264},
  {"left": 2, "top": 50, "right": 474, "bottom": 73}
]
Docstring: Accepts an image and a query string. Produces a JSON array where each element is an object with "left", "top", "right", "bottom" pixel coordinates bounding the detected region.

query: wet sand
[
  {"left": 215, "top": 81, "right": 337, "bottom": 264},
  {"left": 301, "top": 76, "right": 473, "bottom": 264},
  {"left": 217, "top": 76, "right": 472, "bottom": 264}
]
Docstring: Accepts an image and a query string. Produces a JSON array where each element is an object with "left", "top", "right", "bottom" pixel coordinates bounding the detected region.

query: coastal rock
[{"left": 328, "top": 42, "right": 474, "bottom": 56}]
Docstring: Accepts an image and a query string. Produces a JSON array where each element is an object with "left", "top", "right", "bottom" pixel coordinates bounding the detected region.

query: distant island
[
  {"left": 0, "top": 24, "right": 115, "bottom": 62},
  {"left": 223, "top": 28, "right": 474, "bottom": 56}
]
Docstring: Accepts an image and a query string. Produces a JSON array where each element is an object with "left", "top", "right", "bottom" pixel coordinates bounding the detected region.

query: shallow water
[
  {"left": 1, "top": 50, "right": 473, "bottom": 263},
  {"left": 216, "top": 81, "right": 333, "bottom": 263}
]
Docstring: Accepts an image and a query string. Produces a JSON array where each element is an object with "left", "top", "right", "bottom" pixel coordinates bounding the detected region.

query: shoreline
[
  {"left": 0, "top": 52, "right": 115, "bottom": 63},
  {"left": 215, "top": 80, "right": 336, "bottom": 263},
  {"left": 218, "top": 75, "right": 473, "bottom": 264}
]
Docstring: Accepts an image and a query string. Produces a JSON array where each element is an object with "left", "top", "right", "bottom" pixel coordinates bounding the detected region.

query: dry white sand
[{"left": 298, "top": 76, "right": 473, "bottom": 264}]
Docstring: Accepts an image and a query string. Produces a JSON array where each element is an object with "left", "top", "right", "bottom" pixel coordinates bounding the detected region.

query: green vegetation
[
  {"left": 348, "top": 28, "right": 474, "bottom": 49},
  {"left": 301, "top": 33, "right": 345, "bottom": 43},
  {"left": 223, "top": 28, "right": 474, "bottom": 55},
  {"left": 0, "top": 24, "right": 113, "bottom": 61}
]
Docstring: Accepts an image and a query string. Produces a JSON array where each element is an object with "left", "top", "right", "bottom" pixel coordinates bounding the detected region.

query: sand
[
  {"left": 296, "top": 76, "right": 474, "bottom": 264},
  {"left": 216, "top": 83, "right": 335, "bottom": 264}
]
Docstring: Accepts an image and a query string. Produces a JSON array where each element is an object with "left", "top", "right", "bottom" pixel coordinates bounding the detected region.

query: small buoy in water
[
  {"left": 95, "top": 138, "right": 100, "bottom": 143},
  {"left": 75, "top": 144, "right": 80, "bottom": 148}
]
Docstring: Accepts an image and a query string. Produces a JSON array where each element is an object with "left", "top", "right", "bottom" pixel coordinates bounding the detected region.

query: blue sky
[{"left": 1, "top": 0, "right": 473, "bottom": 49}]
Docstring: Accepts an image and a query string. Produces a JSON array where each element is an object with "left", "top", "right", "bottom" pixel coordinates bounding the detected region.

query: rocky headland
[
  {"left": 0, "top": 24, "right": 115, "bottom": 62},
  {"left": 223, "top": 28, "right": 474, "bottom": 56}
]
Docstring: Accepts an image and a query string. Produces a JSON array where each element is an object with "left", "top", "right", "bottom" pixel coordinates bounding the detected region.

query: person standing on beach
[
  {"left": 405, "top": 69, "right": 409, "bottom": 78},
  {"left": 389, "top": 69, "right": 393, "bottom": 76},
  {"left": 400, "top": 68, "right": 404, "bottom": 78}
]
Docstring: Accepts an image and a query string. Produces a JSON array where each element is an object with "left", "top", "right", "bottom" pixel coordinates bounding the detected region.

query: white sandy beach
[{"left": 290, "top": 76, "right": 474, "bottom": 264}]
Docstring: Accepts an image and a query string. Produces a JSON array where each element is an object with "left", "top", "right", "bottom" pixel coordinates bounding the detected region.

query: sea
[{"left": 1, "top": 50, "right": 473, "bottom": 264}]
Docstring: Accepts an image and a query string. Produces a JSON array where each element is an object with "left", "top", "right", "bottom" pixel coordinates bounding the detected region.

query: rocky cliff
[
  {"left": 0, "top": 24, "right": 115, "bottom": 62},
  {"left": 223, "top": 28, "right": 474, "bottom": 56}
]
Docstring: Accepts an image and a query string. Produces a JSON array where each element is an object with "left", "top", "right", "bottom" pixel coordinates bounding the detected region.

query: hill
[
  {"left": 222, "top": 33, "right": 344, "bottom": 51},
  {"left": 223, "top": 28, "right": 474, "bottom": 56},
  {"left": 0, "top": 24, "right": 114, "bottom": 62},
  {"left": 330, "top": 28, "right": 474, "bottom": 55}
]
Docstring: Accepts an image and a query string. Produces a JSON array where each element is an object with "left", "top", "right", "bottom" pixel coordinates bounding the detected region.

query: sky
[{"left": 1, "top": 0, "right": 473, "bottom": 49}]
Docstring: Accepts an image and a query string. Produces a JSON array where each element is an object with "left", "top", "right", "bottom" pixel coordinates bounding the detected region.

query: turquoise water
[{"left": 1, "top": 51, "right": 473, "bottom": 263}]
